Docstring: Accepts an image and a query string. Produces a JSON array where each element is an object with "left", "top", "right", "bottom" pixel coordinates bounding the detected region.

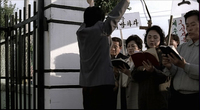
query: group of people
[{"left": 76, "top": 0, "right": 199, "bottom": 109}]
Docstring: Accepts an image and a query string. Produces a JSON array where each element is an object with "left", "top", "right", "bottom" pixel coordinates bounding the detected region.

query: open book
[
  {"left": 111, "top": 58, "right": 130, "bottom": 69},
  {"left": 131, "top": 48, "right": 160, "bottom": 68},
  {"left": 159, "top": 45, "right": 182, "bottom": 60}
]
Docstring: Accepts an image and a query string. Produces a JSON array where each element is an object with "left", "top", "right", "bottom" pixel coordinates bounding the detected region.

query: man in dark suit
[
  {"left": 110, "top": 37, "right": 128, "bottom": 109},
  {"left": 110, "top": 37, "right": 128, "bottom": 60}
]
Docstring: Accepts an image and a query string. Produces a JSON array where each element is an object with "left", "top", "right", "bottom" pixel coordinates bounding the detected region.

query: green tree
[
  {"left": 0, "top": 0, "right": 16, "bottom": 38},
  {"left": 95, "top": 0, "right": 131, "bottom": 15}
]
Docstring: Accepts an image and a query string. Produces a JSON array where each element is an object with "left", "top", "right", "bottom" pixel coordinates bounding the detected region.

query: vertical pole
[
  {"left": 18, "top": 10, "right": 22, "bottom": 109},
  {"left": 27, "top": 4, "right": 31, "bottom": 110},
  {"left": 14, "top": 11, "right": 18, "bottom": 109},
  {"left": 119, "top": 29, "right": 125, "bottom": 109},
  {"left": 167, "top": 15, "right": 173, "bottom": 46},
  {"left": 10, "top": 15, "right": 15, "bottom": 110},
  {"left": 33, "top": 2, "right": 36, "bottom": 109},
  {"left": 37, "top": 0, "right": 44, "bottom": 109},
  {"left": 24, "top": 0, "right": 30, "bottom": 11},
  {"left": 0, "top": 0, "right": 1, "bottom": 27},
  {"left": 120, "top": 29, "right": 125, "bottom": 55},
  {"left": 24, "top": 0, "right": 29, "bottom": 33},
  {"left": 23, "top": 7, "right": 27, "bottom": 110},
  {"left": 5, "top": 15, "right": 9, "bottom": 110},
  {"left": 0, "top": 0, "right": 2, "bottom": 109}
]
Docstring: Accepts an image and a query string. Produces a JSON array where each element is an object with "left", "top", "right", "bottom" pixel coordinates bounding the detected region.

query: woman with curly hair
[{"left": 131, "top": 25, "right": 168, "bottom": 109}]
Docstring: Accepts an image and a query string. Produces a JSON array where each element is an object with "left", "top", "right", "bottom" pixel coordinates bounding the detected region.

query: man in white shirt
[{"left": 162, "top": 10, "right": 199, "bottom": 110}]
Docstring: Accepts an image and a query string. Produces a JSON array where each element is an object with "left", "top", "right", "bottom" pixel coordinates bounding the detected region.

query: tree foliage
[
  {"left": 95, "top": 0, "right": 131, "bottom": 15},
  {"left": 0, "top": 0, "right": 16, "bottom": 38}
]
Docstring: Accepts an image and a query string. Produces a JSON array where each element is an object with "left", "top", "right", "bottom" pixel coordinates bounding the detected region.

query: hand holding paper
[
  {"left": 162, "top": 54, "right": 172, "bottom": 70},
  {"left": 118, "top": 64, "right": 131, "bottom": 77},
  {"left": 131, "top": 48, "right": 159, "bottom": 68},
  {"left": 168, "top": 53, "right": 186, "bottom": 69},
  {"left": 111, "top": 58, "right": 130, "bottom": 69},
  {"left": 162, "top": 52, "right": 186, "bottom": 69},
  {"left": 159, "top": 45, "right": 182, "bottom": 60},
  {"left": 142, "top": 60, "right": 154, "bottom": 73}
]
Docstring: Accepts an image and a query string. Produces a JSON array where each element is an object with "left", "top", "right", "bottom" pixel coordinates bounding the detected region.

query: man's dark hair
[
  {"left": 84, "top": 6, "right": 105, "bottom": 27},
  {"left": 184, "top": 10, "right": 199, "bottom": 22},
  {"left": 144, "top": 25, "right": 165, "bottom": 49},
  {"left": 112, "top": 37, "right": 122, "bottom": 47},
  {"left": 126, "top": 35, "right": 143, "bottom": 50}
]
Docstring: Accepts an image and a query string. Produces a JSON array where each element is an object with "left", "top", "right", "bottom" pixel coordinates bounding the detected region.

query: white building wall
[{"left": 43, "top": 0, "right": 88, "bottom": 109}]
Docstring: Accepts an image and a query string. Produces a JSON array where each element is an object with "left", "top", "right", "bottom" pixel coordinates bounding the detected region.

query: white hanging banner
[
  {"left": 116, "top": 12, "right": 141, "bottom": 30},
  {"left": 171, "top": 17, "right": 187, "bottom": 44},
  {"left": 171, "top": 0, "right": 199, "bottom": 16}
]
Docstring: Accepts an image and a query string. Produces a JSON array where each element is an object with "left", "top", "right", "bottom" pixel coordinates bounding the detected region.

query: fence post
[{"left": 37, "top": 0, "right": 44, "bottom": 109}]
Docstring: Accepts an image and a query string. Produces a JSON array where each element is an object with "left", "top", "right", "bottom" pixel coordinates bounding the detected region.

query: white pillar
[{"left": 43, "top": 0, "right": 88, "bottom": 109}]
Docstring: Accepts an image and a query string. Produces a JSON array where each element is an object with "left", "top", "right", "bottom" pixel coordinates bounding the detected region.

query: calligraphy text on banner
[
  {"left": 171, "top": 17, "right": 187, "bottom": 45},
  {"left": 116, "top": 12, "right": 141, "bottom": 30}
]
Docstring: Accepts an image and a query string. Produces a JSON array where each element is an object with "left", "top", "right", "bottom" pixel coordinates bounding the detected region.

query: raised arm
[{"left": 102, "top": 0, "right": 130, "bottom": 36}]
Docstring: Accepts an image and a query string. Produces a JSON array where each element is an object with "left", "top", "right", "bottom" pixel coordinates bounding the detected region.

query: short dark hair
[
  {"left": 112, "top": 37, "right": 122, "bottom": 47},
  {"left": 166, "top": 34, "right": 180, "bottom": 46},
  {"left": 144, "top": 25, "right": 165, "bottom": 48},
  {"left": 84, "top": 6, "right": 105, "bottom": 27},
  {"left": 126, "top": 35, "right": 143, "bottom": 50},
  {"left": 184, "top": 10, "right": 199, "bottom": 22}
]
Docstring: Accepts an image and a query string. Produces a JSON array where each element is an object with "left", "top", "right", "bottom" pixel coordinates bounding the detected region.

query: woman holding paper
[
  {"left": 131, "top": 25, "right": 168, "bottom": 109},
  {"left": 117, "top": 35, "right": 143, "bottom": 109}
]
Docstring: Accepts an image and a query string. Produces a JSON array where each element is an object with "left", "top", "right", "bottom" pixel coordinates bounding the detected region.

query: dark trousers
[
  {"left": 168, "top": 89, "right": 199, "bottom": 110},
  {"left": 121, "top": 87, "right": 127, "bottom": 110},
  {"left": 82, "top": 85, "right": 116, "bottom": 110}
]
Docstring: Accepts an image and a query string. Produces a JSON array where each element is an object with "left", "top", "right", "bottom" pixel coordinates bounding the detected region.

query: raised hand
[{"left": 87, "top": 0, "right": 94, "bottom": 7}]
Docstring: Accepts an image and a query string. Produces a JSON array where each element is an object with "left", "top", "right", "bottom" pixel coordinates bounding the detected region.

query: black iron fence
[{"left": 0, "top": 1, "right": 44, "bottom": 109}]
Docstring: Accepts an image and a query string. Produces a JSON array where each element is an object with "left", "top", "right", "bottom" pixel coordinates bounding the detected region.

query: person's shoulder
[
  {"left": 177, "top": 40, "right": 194, "bottom": 53},
  {"left": 84, "top": 21, "right": 104, "bottom": 30},
  {"left": 77, "top": 23, "right": 86, "bottom": 32},
  {"left": 178, "top": 42, "right": 187, "bottom": 48},
  {"left": 178, "top": 40, "right": 193, "bottom": 48}
]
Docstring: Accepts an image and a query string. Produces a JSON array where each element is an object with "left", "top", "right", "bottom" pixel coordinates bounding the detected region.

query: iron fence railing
[{"left": 0, "top": 1, "right": 44, "bottom": 109}]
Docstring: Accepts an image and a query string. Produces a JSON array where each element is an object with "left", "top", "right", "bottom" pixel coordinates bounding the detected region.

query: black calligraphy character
[
  {"left": 119, "top": 17, "right": 126, "bottom": 28},
  {"left": 133, "top": 19, "right": 139, "bottom": 26},
  {"left": 127, "top": 20, "right": 132, "bottom": 27}
]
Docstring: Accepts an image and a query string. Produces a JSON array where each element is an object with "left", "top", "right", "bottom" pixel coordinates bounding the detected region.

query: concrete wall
[{"left": 43, "top": 0, "right": 88, "bottom": 109}]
